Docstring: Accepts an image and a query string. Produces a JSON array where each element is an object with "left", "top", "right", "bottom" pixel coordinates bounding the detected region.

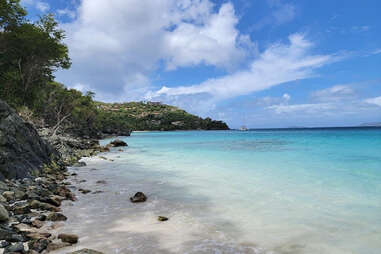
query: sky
[{"left": 21, "top": 0, "right": 381, "bottom": 128}]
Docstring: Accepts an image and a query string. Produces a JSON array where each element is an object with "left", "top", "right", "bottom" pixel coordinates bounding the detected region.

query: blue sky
[{"left": 21, "top": 0, "right": 381, "bottom": 128}]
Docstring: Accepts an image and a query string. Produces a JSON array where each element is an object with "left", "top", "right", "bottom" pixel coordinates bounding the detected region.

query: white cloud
[
  {"left": 21, "top": 0, "right": 50, "bottom": 13},
  {"left": 57, "top": 8, "right": 76, "bottom": 19},
  {"left": 283, "top": 93, "right": 291, "bottom": 102},
  {"left": 36, "top": 1, "right": 50, "bottom": 12},
  {"left": 150, "top": 34, "right": 332, "bottom": 100},
  {"left": 268, "top": 103, "right": 334, "bottom": 114},
  {"left": 311, "top": 85, "right": 355, "bottom": 102},
  {"left": 252, "top": 1, "right": 295, "bottom": 30},
  {"left": 57, "top": 0, "right": 252, "bottom": 101},
  {"left": 364, "top": 96, "right": 381, "bottom": 107}
]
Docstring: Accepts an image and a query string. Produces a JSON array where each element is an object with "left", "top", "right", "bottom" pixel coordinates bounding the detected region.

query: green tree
[{"left": 0, "top": 12, "right": 71, "bottom": 108}]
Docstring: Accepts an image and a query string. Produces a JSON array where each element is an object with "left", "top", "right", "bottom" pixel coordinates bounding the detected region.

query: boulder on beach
[
  {"left": 109, "top": 139, "right": 128, "bottom": 147},
  {"left": 130, "top": 192, "right": 147, "bottom": 203},
  {"left": 58, "top": 233, "right": 78, "bottom": 244}
]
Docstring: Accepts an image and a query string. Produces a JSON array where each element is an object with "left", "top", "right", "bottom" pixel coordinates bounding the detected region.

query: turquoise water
[{"left": 59, "top": 128, "right": 381, "bottom": 253}]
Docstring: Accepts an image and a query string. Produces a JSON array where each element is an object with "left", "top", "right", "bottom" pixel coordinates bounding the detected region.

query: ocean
[{"left": 54, "top": 128, "right": 381, "bottom": 254}]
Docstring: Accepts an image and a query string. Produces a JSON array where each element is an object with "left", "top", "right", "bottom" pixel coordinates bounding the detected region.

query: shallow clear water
[{"left": 54, "top": 128, "right": 381, "bottom": 254}]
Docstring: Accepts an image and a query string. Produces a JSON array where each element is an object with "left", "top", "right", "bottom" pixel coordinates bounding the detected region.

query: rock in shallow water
[
  {"left": 130, "top": 192, "right": 147, "bottom": 203},
  {"left": 158, "top": 216, "right": 169, "bottom": 222},
  {"left": 68, "top": 248, "right": 104, "bottom": 254},
  {"left": 109, "top": 139, "right": 128, "bottom": 147}
]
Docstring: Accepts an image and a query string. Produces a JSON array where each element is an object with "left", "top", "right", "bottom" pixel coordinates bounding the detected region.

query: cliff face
[{"left": 0, "top": 100, "right": 59, "bottom": 179}]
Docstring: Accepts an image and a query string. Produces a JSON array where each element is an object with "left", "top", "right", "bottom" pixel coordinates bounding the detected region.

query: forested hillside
[{"left": 97, "top": 102, "right": 229, "bottom": 132}]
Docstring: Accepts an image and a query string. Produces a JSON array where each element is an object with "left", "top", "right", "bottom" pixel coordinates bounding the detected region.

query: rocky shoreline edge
[
  {"left": 0, "top": 135, "right": 127, "bottom": 254},
  {"left": 0, "top": 99, "right": 134, "bottom": 253}
]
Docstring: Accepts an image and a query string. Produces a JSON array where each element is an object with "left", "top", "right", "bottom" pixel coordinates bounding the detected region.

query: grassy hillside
[{"left": 96, "top": 101, "right": 229, "bottom": 132}]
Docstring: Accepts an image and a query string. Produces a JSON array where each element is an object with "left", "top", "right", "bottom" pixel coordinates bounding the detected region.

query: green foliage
[
  {"left": 0, "top": 9, "right": 70, "bottom": 109},
  {"left": 96, "top": 102, "right": 229, "bottom": 131},
  {"left": 0, "top": 0, "right": 26, "bottom": 29}
]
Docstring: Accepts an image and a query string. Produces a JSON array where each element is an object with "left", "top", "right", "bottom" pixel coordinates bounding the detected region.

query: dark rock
[
  {"left": 0, "top": 99, "right": 60, "bottom": 180},
  {"left": 58, "top": 233, "right": 78, "bottom": 244},
  {"left": 46, "top": 195, "right": 62, "bottom": 207},
  {"left": 4, "top": 242, "right": 24, "bottom": 253},
  {"left": 130, "top": 192, "right": 147, "bottom": 203},
  {"left": 29, "top": 238, "right": 51, "bottom": 252},
  {"left": 92, "top": 191, "right": 103, "bottom": 194},
  {"left": 96, "top": 180, "right": 106, "bottom": 184},
  {"left": 29, "top": 200, "right": 60, "bottom": 212},
  {"left": 78, "top": 189, "right": 91, "bottom": 194},
  {"left": 36, "top": 214, "right": 46, "bottom": 221},
  {"left": 158, "top": 216, "right": 169, "bottom": 222},
  {"left": 109, "top": 139, "right": 128, "bottom": 147},
  {"left": 71, "top": 172, "right": 78, "bottom": 176},
  {"left": 0, "top": 227, "right": 24, "bottom": 242},
  {"left": 12, "top": 203, "right": 31, "bottom": 215},
  {"left": 0, "top": 240, "right": 10, "bottom": 248},
  {"left": 67, "top": 249, "right": 104, "bottom": 254},
  {"left": 46, "top": 212, "right": 67, "bottom": 221}
]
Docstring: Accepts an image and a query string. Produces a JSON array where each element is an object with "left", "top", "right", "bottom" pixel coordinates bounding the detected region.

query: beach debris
[
  {"left": 109, "top": 139, "right": 128, "bottom": 147},
  {"left": 67, "top": 248, "right": 104, "bottom": 254},
  {"left": 92, "top": 190, "right": 104, "bottom": 194},
  {"left": 96, "top": 180, "right": 107, "bottom": 184},
  {"left": 58, "top": 233, "right": 79, "bottom": 244},
  {"left": 98, "top": 156, "right": 108, "bottom": 160},
  {"left": 130, "top": 192, "right": 147, "bottom": 203},
  {"left": 158, "top": 216, "right": 169, "bottom": 222}
]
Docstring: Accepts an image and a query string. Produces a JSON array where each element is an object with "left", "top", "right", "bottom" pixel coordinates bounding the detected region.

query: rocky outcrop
[{"left": 0, "top": 100, "right": 60, "bottom": 179}]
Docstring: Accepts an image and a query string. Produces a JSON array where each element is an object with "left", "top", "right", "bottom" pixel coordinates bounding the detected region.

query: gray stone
[{"left": 0, "top": 204, "right": 9, "bottom": 222}]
